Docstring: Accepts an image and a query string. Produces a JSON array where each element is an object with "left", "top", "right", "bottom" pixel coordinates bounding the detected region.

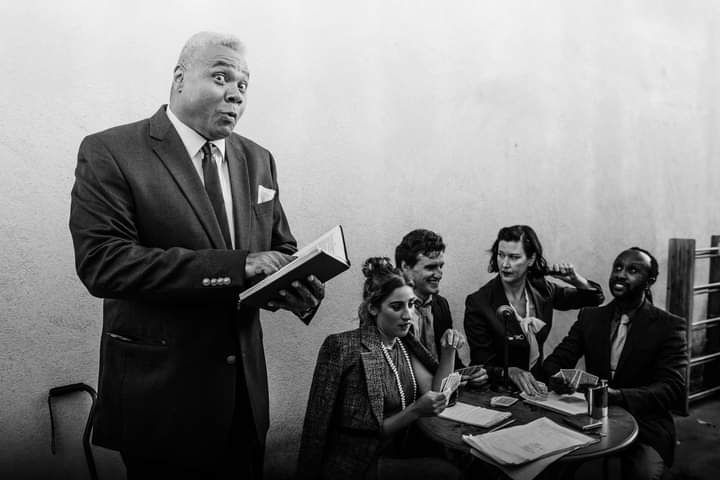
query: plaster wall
[{"left": 1, "top": 1, "right": 719, "bottom": 478}]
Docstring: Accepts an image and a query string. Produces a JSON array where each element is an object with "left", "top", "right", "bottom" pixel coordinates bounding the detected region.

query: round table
[{"left": 417, "top": 385, "right": 638, "bottom": 463}]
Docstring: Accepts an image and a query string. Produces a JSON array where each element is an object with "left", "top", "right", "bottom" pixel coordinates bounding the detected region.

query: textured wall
[{"left": 1, "top": 1, "right": 720, "bottom": 478}]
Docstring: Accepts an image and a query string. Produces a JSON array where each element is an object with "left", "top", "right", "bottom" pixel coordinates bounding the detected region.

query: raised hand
[
  {"left": 548, "top": 263, "right": 591, "bottom": 289},
  {"left": 440, "top": 329, "right": 466, "bottom": 351}
]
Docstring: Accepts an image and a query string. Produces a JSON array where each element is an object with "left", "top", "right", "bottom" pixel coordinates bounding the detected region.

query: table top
[{"left": 417, "top": 385, "right": 638, "bottom": 462}]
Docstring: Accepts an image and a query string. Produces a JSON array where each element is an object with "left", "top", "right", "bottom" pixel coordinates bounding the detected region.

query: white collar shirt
[{"left": 166, "top": 106, "right": 235, "bottom": 248}]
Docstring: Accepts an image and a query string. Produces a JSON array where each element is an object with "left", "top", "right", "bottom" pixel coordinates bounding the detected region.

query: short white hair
[{"left": 177, "top": 31, "right": 245, "bottom": 69}]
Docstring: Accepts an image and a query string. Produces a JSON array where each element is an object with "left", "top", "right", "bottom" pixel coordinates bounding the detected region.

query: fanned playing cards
[{"left": 558, "top": 369, "right": 599, "bottom": 390}]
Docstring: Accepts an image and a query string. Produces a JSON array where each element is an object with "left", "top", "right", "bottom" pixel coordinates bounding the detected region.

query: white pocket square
[{"left": 257, "top": 185, "right": 276, "bottom": 203}]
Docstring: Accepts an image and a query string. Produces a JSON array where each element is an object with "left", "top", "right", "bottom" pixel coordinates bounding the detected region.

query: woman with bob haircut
[
  {"left": 297, "top": 257, "right": 464, "bottom": 480},
  {"left": 464, "top": 225, "right": 604, "bottom": 395}
]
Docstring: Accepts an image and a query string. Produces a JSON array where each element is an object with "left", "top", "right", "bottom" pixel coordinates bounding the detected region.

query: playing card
[
  {"left": 441, "top": 372, "right": 462, "bottom": 406},
  {"left": 457, "top": 365, "right": 484, "bottom": 377}
]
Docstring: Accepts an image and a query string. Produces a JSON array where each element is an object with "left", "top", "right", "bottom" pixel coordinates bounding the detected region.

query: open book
[{"left": 238, "top": 225, "right": 350, "bottom": 310}]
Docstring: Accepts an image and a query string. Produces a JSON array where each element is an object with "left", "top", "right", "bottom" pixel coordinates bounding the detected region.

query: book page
[{"left": 295, "top": 225, "right": 346, "bottom": 262}]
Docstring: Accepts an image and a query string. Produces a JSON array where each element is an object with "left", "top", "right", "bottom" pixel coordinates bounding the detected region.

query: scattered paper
[
  {"left": 520, "top": 391, "right": 588, "bottom": 416},
  {"left": 463, "top": 417, "right": 598, "bottom": 466},
  {"left": 470, "top": 446, "right": 574, "bottom": 480},
  {"left": 439, "top": 402, "right": 512, "bottom": 428}
]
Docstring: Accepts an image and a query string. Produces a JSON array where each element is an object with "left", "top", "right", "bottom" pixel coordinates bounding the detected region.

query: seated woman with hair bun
[{"left": 297, "top": 257, "right": 464, "bottom": 480}]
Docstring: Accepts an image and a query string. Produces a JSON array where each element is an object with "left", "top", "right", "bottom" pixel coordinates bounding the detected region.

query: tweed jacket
[
  {"left": 464, "top": 275, "right": 604, "bottom": 376},
  {"left": 543, "top": 301, "right": 687, "bottom": 465},
  {"left": 297, "top": 325, "right": 439, "bottom": 480}
]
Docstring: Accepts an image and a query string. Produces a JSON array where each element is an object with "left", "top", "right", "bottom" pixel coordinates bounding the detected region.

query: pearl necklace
[{"left": 380, "top": 339, "right": 417, "bottom": 410}]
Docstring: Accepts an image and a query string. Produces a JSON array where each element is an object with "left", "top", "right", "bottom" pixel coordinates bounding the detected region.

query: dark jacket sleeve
[
  {"left": 464, "top": 292, "right": 497, "bottom": 367},
  {"left": 431, "top": 296, "right": 465, "bottom": 368},
  {"left": 542, "top": 310, "right": 587, "bottom": 380},
  {"left": 547, "top": 279, "right": 605, "bottom": 311},
  {"left": 620, "top": 313, "right": 688, "bottom": 415},
  {"left": 70, "top": 134, "right": 295, "bottom": 303},
  {"left": 297, "top": 335, "right": 344, "bottom": 480}
]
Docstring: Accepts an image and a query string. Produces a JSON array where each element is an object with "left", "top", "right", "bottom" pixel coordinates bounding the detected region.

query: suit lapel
[
  {"left": 593, "top": 304, "right": 614, "bottom": 380},
  {"left": 525, "top": 280, "right": 548, "bottom": 332},
  {"left": 148, "top": 107, "right": 227, "bottom": 249},
  {"left": 226, "top": 136, "right": 252, "bottom": 251},
  {"left": 360, "top": 327, "right": 385, "bottom": 427}
]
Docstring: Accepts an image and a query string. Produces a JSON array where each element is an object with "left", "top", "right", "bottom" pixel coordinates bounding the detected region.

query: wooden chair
[{"left": 666, "top": 236, "right": 720, "bottom": 416}]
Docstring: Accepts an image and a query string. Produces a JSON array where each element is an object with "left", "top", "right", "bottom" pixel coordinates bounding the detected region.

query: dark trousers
[{"left": 123, "top": 367, "right": 264, "bottom": 479}]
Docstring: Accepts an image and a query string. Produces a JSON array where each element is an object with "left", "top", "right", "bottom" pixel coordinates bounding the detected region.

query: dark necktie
[{"left": 201, "top": 142, "right": 232, "bottom": 248}]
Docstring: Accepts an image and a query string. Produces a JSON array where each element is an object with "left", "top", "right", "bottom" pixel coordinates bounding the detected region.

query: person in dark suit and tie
[
  {"left": 69, "top": 31, "right": 323, "bottom": 479},
  {"left": 543, "top": 247, "right": 688, "bottom": 480}
]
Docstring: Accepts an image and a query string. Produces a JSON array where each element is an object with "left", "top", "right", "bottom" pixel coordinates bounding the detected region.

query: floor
[{"left": 670, "top": 396, "right": 720, "bottom": 480}]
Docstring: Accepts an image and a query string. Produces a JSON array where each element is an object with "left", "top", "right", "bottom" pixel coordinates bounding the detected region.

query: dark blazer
[
  {"left": 464, "top": 276, "right": 604, "bottom": 376},
  {"left": 69, "top": 106, "right": 297, "bottom": 464},
  {"left": 297, "top": 325, "right": 438, "bottom": 480},
  {"left": 543, "top": 301, "right": 687, "bottom": 466},
  {"left": 427, "top": 294, "right": 464, "bottom": 367}
]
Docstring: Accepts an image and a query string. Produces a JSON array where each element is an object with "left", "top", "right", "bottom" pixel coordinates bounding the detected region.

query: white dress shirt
[{"left": 166, "top": 107, "right": 236, "bottom": 248}]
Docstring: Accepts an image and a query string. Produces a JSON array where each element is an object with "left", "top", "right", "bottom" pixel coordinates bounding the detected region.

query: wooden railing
[{"left": 666, "top": 236, "right": 720, "bottom": 415}]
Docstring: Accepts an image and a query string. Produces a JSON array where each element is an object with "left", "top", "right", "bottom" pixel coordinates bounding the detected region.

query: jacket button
[
  {"left": 202, "top": 278, "right": 210, "bottom": 286},
  {"left": 211, "top": 278, "right": 218, "bottom": 286},
  {"left": 225, "top": 355, "right": 237, "bottom": 365},
  {"left": 223, "top": 277, "right": 231, "bottom": 285}
]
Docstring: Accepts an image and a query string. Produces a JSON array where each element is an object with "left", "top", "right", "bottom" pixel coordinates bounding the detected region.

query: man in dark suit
[
  {"left": 544, "top": 247, "right": 687, "bottom": 480},
  {"left": 69, "top": 31, "right": 323, "bottom": 479},
  {"left": 395, "top": 229, "right": 486, "bottom": 385}
]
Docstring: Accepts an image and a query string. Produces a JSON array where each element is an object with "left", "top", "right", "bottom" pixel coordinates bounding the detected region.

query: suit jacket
[
  {"left": 69, "top": 106, "right": 297, "bottom": 465},
  {"left": 464, "top": 275, "right": 604, "bottom": 376},
  {"left": 431, "top": 294, "right": 466, "bottom": 368},
  {"left": 296, "top": 325, "right": 438, "bottom": 480},
  {"left": 543, "top": 301, "right": 687, "bottom": 466}
]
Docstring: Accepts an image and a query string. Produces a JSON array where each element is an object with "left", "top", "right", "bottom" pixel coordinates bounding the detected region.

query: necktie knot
[{"left": 201, "top": 142, "right": 213, "bottom": 162}]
